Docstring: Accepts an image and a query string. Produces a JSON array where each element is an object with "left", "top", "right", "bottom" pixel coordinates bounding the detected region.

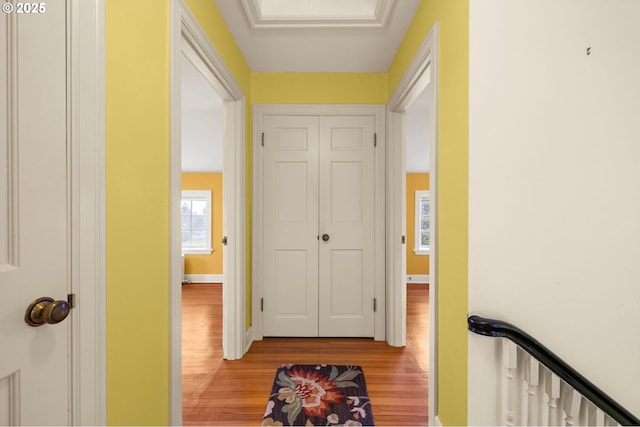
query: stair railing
[{"left": 468, "top": 315, "right": 640, "bottom": 426}]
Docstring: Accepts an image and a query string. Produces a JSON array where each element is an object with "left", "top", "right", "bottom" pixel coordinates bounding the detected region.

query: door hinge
[
  {"left": 374, "top": 133, "right": 377, "bottom": 147},
  {"left": 401, "top": 235, "right": 406, "bottom": 244},
  {"left": 261, "top": 298, "right": 264, "bottom": 312},
  {"left": 67, "top": 293, "right": 76, "bottom": 309},
  {"left": 261, "top": 132, "right": 264, "bottom": 147},
  {"left": 373, "top": 298, "right": 377, "bottom": 312},
  {"left": 222, "top": 236, "right": 228, "bottom": 246}
]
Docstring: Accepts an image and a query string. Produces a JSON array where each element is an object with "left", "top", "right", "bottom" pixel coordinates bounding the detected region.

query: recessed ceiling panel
[
  {"left": 244, "top": 0, "right": 390, "bottom": 28},
  {"left": 256, "top": 0, "right": 382, "bottom": 20},
  {"left": 259, "top": 0, "right": 379, "bottom": 18},
  {"left": 216, "top": 0, "right": 421, "bottom": 72}
]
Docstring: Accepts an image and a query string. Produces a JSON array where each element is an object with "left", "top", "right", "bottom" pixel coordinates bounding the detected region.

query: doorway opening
[
  {"left": 180, "top": 51, "right": 225, "bottom": 417},
  {"left": 169, "top": 2, "right": 247, "bottom": 424},
  {"left": 180, "top": 53, "right": 224, "bottom": 285},
  {"left": 387, "top": 22, "right": 438, "bottom": 426},
  {"left": 404, "top": 74, "right": 432, "bottom": 380}
]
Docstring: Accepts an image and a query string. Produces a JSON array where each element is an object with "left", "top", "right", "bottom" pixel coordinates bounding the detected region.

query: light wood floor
[{"left": 182, "top": 283, "right": 429, "bottom": 426}]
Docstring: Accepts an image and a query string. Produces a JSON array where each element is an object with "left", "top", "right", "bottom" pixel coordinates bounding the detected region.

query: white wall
[
  {"left": 181, "top": 55, "right": 223, "bottom": 172},
  {"left": 406, "top": 83, "right": 430, "bottom": 173},
  {"left": 468, "top": 0, "right": 640, "bottom": 424}
]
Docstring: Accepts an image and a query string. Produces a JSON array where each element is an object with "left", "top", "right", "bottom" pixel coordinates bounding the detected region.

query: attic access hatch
[{"left": 240, "top": 0, "right": 394, "bottom": 28}]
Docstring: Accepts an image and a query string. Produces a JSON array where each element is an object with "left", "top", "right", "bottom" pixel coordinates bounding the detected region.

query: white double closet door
[{"left": 262, "top": 114, "right": 376, "bottom": 337}]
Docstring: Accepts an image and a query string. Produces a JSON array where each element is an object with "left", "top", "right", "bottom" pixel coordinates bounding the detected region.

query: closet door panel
[
  {"left": 318, "top": 116, "right": 376, "bottom": 337},
  {"left": 262, "top": 116, "right": 319, "bottom": 336}
]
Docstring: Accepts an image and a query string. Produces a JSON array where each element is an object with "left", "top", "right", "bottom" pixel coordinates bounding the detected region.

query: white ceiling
[{"left": 214, "top": 0, "right": 421, "bottom": 72}]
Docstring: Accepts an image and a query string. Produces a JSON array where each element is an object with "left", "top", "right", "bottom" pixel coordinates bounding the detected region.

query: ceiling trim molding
[{"left": 239, "top": 0, "right": 394, "bottom": 29}]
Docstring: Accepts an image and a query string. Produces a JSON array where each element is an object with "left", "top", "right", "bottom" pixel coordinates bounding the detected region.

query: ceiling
[
  {"left": 181, "top": 0, "right": 429, "bottom": 173},
  {"left": 214, "top": 0, "right": 421, "bottom": 72}
]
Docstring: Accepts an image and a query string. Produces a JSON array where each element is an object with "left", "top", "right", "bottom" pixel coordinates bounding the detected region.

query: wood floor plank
[{"left": 182, "top": 283, "right": 429, "bottom": 426}]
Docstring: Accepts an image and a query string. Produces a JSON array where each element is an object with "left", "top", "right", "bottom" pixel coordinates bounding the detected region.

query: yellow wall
[
  {"left": 182, "top": 0, "right": 254, "bottom": 329},
  {"left": 182, "top": 173, "right": 223, "bottom": 275},
  {"left": 406, "top": 173, "right": 430, "bottom": 275},
  {"left": 106, "top": 0, "right": 170, "bottom": 424},
  {"left": 252, "top": 73, "right": 387, "bottom": 104},
  {"left": 389, "top": 1, "right": 469, "bottom": 424},
  {"left": 106, "top": 0, "right": 251, "bottom": 423}
]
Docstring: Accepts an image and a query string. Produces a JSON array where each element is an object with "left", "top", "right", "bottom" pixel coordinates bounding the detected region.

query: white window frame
[
  {"left": 181, "top": 190, "right": 212, "bottom": 255},
  {"left": 414, "top": 190, "right": 430, "bottom": 255}
]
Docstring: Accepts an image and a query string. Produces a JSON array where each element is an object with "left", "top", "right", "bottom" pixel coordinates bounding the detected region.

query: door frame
[
  {"left": 386, "top": 22, "right": 439, "bottom": 427},
  {"left": 251, "top": 104, "right": 386, "bottom": 342},
  {"left": 169, "top": 1, "right": 247, "bottom": 424},
  {"left": 69, "top": 0, "right": 106, "bottom": 424}
]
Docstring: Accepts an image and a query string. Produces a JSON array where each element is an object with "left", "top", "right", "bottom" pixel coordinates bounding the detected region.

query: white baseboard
[
  {"left": 184, "top": 274, "right": 223, "bottom": 283},
  {"left": 406, "top": 274, "right": 429, "bottom": 284},
  {"left": 435, "top": 415, "right": 443, "bottom": 426},
  {"left": 244, "top": 327, "right": 253, "bottom": 354}
]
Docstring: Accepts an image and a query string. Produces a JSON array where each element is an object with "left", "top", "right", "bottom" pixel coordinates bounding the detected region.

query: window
[
  {"left": 181, "top": 190, "right": 212, "bottom": 254},
  {"left": 414, "top": 190, "right": 430, "bottom": 255}
]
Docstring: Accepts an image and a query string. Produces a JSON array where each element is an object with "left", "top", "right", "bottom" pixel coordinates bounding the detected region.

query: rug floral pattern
[{"left": 262, "top": 364, "right": 375, "bottom": 426}]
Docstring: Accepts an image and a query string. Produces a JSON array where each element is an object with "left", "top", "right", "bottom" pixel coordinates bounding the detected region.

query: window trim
[
  {"left": 181, "top": 190, "right": 212, "bottom": 255},
  {"left": 414, "top": 190, "right": 430, "bottom": 255}
]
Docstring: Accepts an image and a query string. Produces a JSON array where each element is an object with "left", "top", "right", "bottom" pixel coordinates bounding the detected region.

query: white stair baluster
[
  {"left": 596, "top": 408, "right": 606, "bottom": 426},
  {"left": 562, "top": 383, "right": 581, "bottom": 426},
  {"left": 587, "top": 399, "right": 598, "bottom": 426},
  {"left": 578, "top": 396, "right": 590, "bottom": 427},
  {"left": 496, "top": 338, "right": 506, "bottom": 426},
  {"left": 524, "top": 354, "right": 540, "bottom": 426},
  {"left": 604, "top": 414, "right": 619, "bottom": 426},
  {"left": 545, "top": 370, "right": 561, "bottom": 426},
  {"left": 536, "top": 363, "right": 546, "bottom": 425},
  {"left": 539, "top": 365, "right": 549, "bottom": 425},
  {"left": 516, "top": 347, "right": 526, "bottom": 426},
  {"left": 504, "top": 340, "right": 518, "bottom": 426}
]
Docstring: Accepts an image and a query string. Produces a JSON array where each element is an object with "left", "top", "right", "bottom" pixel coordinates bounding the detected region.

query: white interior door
[
  {"left": 262, "top": 115, "right": 375, "bottom": 337},
  {"left": 262, "top": 116, "right": 319, "bottom": 336},
  {"left": 0, "top": 2, "right": 72, "bottom": 425},
  {"left": 318, "top": 116, "right": 375, "bottom": 337}
]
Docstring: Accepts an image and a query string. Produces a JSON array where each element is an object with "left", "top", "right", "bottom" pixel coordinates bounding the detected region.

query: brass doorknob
[{"left": 25, "top": 297, "right": 70, "bottom": 327}]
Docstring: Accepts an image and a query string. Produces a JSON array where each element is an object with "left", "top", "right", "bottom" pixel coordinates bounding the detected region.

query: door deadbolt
[
  {"left": 322, "top": 234, "right": 330, "bottom": 242},
  {"left": 25, "top": 297, "right": 70, "bottom": 327}
]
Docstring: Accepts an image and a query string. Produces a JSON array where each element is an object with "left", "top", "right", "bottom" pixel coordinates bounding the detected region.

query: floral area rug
[{"left": 262, "top": 364, "right": 375, "bottom": 426}]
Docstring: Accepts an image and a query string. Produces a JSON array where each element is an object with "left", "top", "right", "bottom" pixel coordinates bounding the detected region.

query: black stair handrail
[{"left": 468, "top": 315, "right": 640, "bottom": 426}]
